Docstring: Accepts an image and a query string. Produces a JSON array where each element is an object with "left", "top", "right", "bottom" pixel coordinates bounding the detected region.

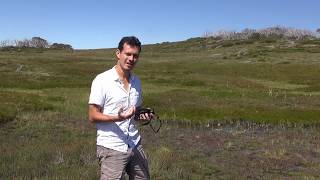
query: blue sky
[{"left": 1, "top": 0, "right": 319, "bottom": 49}]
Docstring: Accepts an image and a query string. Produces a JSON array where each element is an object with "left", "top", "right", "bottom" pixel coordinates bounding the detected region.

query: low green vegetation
[{"left": 1, "top": 38, "right": 319, "bottom": 178}]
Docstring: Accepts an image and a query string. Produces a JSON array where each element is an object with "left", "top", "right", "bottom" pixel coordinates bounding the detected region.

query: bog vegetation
[{"left": 1, "top": 27, "right": 320, "bottom": 179}]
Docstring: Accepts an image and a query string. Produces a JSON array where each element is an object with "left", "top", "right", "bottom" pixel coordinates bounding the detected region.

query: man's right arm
[{"left": 88, "top": 104, "right": 136, "bottom": 123}]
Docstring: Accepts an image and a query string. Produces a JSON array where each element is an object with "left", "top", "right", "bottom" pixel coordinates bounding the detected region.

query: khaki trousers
[{"left": 97, "top": 143, "right": 150, "bottom": 180}]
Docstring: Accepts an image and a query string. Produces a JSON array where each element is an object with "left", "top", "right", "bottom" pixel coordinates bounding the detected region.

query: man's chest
[{"left": 104, "top": 82, "right": 141, "bottom": 110}]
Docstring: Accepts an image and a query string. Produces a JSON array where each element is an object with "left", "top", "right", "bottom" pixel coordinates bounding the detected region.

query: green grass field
[{"left": 1, "top": 38, "right": 320, "bottom": 179}]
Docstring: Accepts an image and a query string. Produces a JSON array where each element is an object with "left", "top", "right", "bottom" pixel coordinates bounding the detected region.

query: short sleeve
[{"left": 88, "top": 76, "right": 105, "bottom": 107}]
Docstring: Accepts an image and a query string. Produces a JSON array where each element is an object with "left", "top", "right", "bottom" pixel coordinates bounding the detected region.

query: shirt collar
[{"left": 111, "top": 66, "right": 135, "bottom": 82}]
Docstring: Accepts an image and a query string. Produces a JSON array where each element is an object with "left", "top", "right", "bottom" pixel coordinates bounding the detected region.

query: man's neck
[{"left": 115, "top": 64, "right": 130, "bottom": 82}]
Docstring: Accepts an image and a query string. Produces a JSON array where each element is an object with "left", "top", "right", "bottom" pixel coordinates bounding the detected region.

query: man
[{"left": 88, "top": 36, "right": 151, "bottom": 179}]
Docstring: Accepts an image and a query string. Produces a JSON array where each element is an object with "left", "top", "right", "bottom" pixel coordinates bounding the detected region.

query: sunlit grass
[{"left": 1, "top": 38, "right": 320, "bottom": 178}]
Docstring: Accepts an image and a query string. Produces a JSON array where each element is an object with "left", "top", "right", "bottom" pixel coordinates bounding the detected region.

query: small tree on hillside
[
  {"left": 30, "top": 37, "right": 49, "bottom": 48},
  {"left": 316, "top": 28, "right": 320, "bottom": 37},
  {"left": 15, "top": 39, "right": 32, "bottom": 47},
  {"left": 0, "top": 40, "right": 11, "bottom": 47},
  {"left": 240, "top": 28, "right": 256, "bottom": 40},
  {"left": 50, "top": 43, "right": 73, "bottom": 51}
]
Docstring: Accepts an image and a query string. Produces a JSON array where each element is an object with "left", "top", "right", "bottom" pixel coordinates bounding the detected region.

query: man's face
[{"left": 116, "top": 43, "right": 140, "bottom": 71}]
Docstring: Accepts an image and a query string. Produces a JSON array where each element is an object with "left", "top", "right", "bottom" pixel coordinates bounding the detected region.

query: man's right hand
[{"left": 118, "top": 106, "right": 136, "bottom": 120}]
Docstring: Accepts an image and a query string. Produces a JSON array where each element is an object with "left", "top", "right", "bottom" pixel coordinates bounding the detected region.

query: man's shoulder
[
  {"left": 132, "top": 73, "right": 141, "bottom": 84},
  {"left": 94, "top": 68, "right": 115, "bottom": 82}
]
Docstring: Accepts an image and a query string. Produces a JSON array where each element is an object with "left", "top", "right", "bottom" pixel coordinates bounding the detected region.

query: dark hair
[{"left": 118, "top": 36, "right": 141, "bottom": 52}]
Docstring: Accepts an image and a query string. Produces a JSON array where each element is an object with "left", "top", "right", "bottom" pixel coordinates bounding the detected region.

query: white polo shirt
[{"left": 88, "top": 66, "right": 142, "bottom": 152}]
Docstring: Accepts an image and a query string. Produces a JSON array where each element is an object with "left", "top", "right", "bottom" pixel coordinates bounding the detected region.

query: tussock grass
[{"left": 142, "top": 121, "right": 320, "bottom": 179}]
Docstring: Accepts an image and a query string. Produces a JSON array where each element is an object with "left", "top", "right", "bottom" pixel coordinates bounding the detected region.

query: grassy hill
[
  {"left": 1, "top": 37, "right": 320, "bottom": 125},
  {"left": 1, "top": 37, "right": 320, "bottom": 179}
]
